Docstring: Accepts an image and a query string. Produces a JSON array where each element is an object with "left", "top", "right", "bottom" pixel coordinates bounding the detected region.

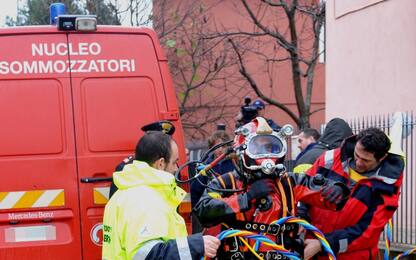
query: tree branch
[
  {"left": 309, "top": 106, "right": 325, "bottom": 116},
  {"left": 240, "top": 0, "right": 294, "bottom": 51},
  {"left": 229, "top": 39, "right": 301, "bottom": 126},
  {"left": 261, "top": 0, "right": 287, "bottom": 8}
]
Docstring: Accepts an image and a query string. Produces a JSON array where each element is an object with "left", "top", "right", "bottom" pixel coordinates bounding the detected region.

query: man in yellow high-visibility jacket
[{"left": 103, "top": 131, "right": 220, "bottom": 259}]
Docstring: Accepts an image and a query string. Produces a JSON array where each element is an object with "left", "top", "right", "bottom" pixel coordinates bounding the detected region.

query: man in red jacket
[{"left": 303, "top": 127, "right": 404, "bottom": 260}]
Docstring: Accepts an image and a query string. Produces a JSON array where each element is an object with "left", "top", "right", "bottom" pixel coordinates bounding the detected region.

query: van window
[
  {"left": 81, "top": 77, "right": 158, "bottom": 152},
  {"left": 0, "top": 80, "right": 64, "bottom": 156}
]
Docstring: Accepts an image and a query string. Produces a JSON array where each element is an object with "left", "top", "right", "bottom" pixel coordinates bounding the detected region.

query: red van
[{"left": 0, "top": 17, "right": 190, "bottom": 259}]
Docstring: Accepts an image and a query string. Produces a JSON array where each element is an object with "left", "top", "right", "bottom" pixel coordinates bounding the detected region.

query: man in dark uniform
[
  {"left": 252, "top": 99, "right": 281, "bottom": 131},
  {"left": 109, "top": 120, "right": 176, "bottom": 198}
]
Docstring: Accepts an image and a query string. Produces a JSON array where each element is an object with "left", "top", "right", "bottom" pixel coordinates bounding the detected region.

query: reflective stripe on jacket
[{"left": 102, "top": 161, "right": 204, "bottom": 259}]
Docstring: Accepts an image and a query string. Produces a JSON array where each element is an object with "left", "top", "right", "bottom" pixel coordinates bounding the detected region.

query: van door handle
[{"left": 80, "top": 177, "right": 112, "bottom": 183}]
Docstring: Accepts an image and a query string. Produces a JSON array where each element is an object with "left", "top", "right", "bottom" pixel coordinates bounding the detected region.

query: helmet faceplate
[
  {"left": 234, "top": 117, "right": 291, "bottom": 178},
  {"left": 245, "top": 133, "right": 286, "bottom": 160}
]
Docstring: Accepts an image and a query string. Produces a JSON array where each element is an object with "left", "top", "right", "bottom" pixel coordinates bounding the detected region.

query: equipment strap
[{"left": 232, "top": 220, "right": 298, "bottom": 236}]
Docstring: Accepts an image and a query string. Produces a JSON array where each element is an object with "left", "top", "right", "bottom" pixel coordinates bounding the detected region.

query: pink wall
[
  {"left": 156, "top": 0, "right": 326, "bottom": 141},
  {"left": 326, "top": 0, "right": 416, "bottom": 120},
  {"left": 195, "top": 0, "right": 326, "bottom": 136}
]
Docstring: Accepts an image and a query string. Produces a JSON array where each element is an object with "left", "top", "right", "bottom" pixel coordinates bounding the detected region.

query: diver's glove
[{"left": 321, "top": 183, "right": 349, "bottom": 210}]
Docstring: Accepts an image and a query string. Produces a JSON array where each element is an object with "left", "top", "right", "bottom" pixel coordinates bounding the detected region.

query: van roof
[{"left": 0, "top": 26, "right": 167, "bottom": 61}]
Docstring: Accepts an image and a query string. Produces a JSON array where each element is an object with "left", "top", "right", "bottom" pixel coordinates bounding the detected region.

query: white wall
[{"left": 326, "top": 0, "right": 416, "bottom": 120}]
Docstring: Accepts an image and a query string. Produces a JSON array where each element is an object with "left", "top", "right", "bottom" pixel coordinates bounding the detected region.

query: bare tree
[
  {"left": 209, "top": 0, "right": 325, "bottom": 129},
  {"left": 127, "top": 0, "right": 152, "bottom": 26},
  {"left": 111, "top": 0, "right": 194, "bottom": 35},
  {"left": 116, "top": 1, "right": 300, "bottom": 139},
  {"left": 152, "top": 0, "right": 242, "bottom": 140},
  {"left": 86, "top": 0, "right": 121, "bottom": 25}
]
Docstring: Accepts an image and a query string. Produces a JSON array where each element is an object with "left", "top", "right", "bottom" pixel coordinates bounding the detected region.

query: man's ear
[{"left": 152, "top": 157, "right": 166, "bottom": 170}]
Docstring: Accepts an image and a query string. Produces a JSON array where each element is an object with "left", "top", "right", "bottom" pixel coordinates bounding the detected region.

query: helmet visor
[{"left": 247, "top": 135, "right": 283, "bottom": 157}]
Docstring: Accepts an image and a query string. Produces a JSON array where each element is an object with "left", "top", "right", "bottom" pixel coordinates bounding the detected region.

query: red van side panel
[
  {"left": 68, "top": 32, "right": 187, "bottom": 259},
  {"left": 0, "top": 34, "right": 82, "bottom": 259},
  {"left": 0, "top": 27, "right": 188, "bottom": 259}
]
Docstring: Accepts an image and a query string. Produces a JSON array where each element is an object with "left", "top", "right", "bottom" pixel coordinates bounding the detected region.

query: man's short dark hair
[
  {"left": 135, "top": 131, "right": 173, "bottom": 165},
  {"left": 301, "top": 128, "right": 321, "bottom": 141},
  {"left": 357, "top": 127, "right": 391, "bottom": 160}
]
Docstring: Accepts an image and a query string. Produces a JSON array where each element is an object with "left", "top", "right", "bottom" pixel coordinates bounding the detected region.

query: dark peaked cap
[{"left": 141, "top": 120, "right": 175, "bottom": 135}]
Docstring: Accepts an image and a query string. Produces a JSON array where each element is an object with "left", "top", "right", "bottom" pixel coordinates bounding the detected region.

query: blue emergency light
[{"left": 50, "top": 3, "right": 66, "bottom": 25}]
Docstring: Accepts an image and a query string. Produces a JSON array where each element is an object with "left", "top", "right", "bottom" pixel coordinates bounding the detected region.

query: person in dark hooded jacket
[
  {"left": 293, "top": 118, "right": 353, "bottom": 174},
  {"left": 294, "top": 118, "right": 353, "bottom": 224}
]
